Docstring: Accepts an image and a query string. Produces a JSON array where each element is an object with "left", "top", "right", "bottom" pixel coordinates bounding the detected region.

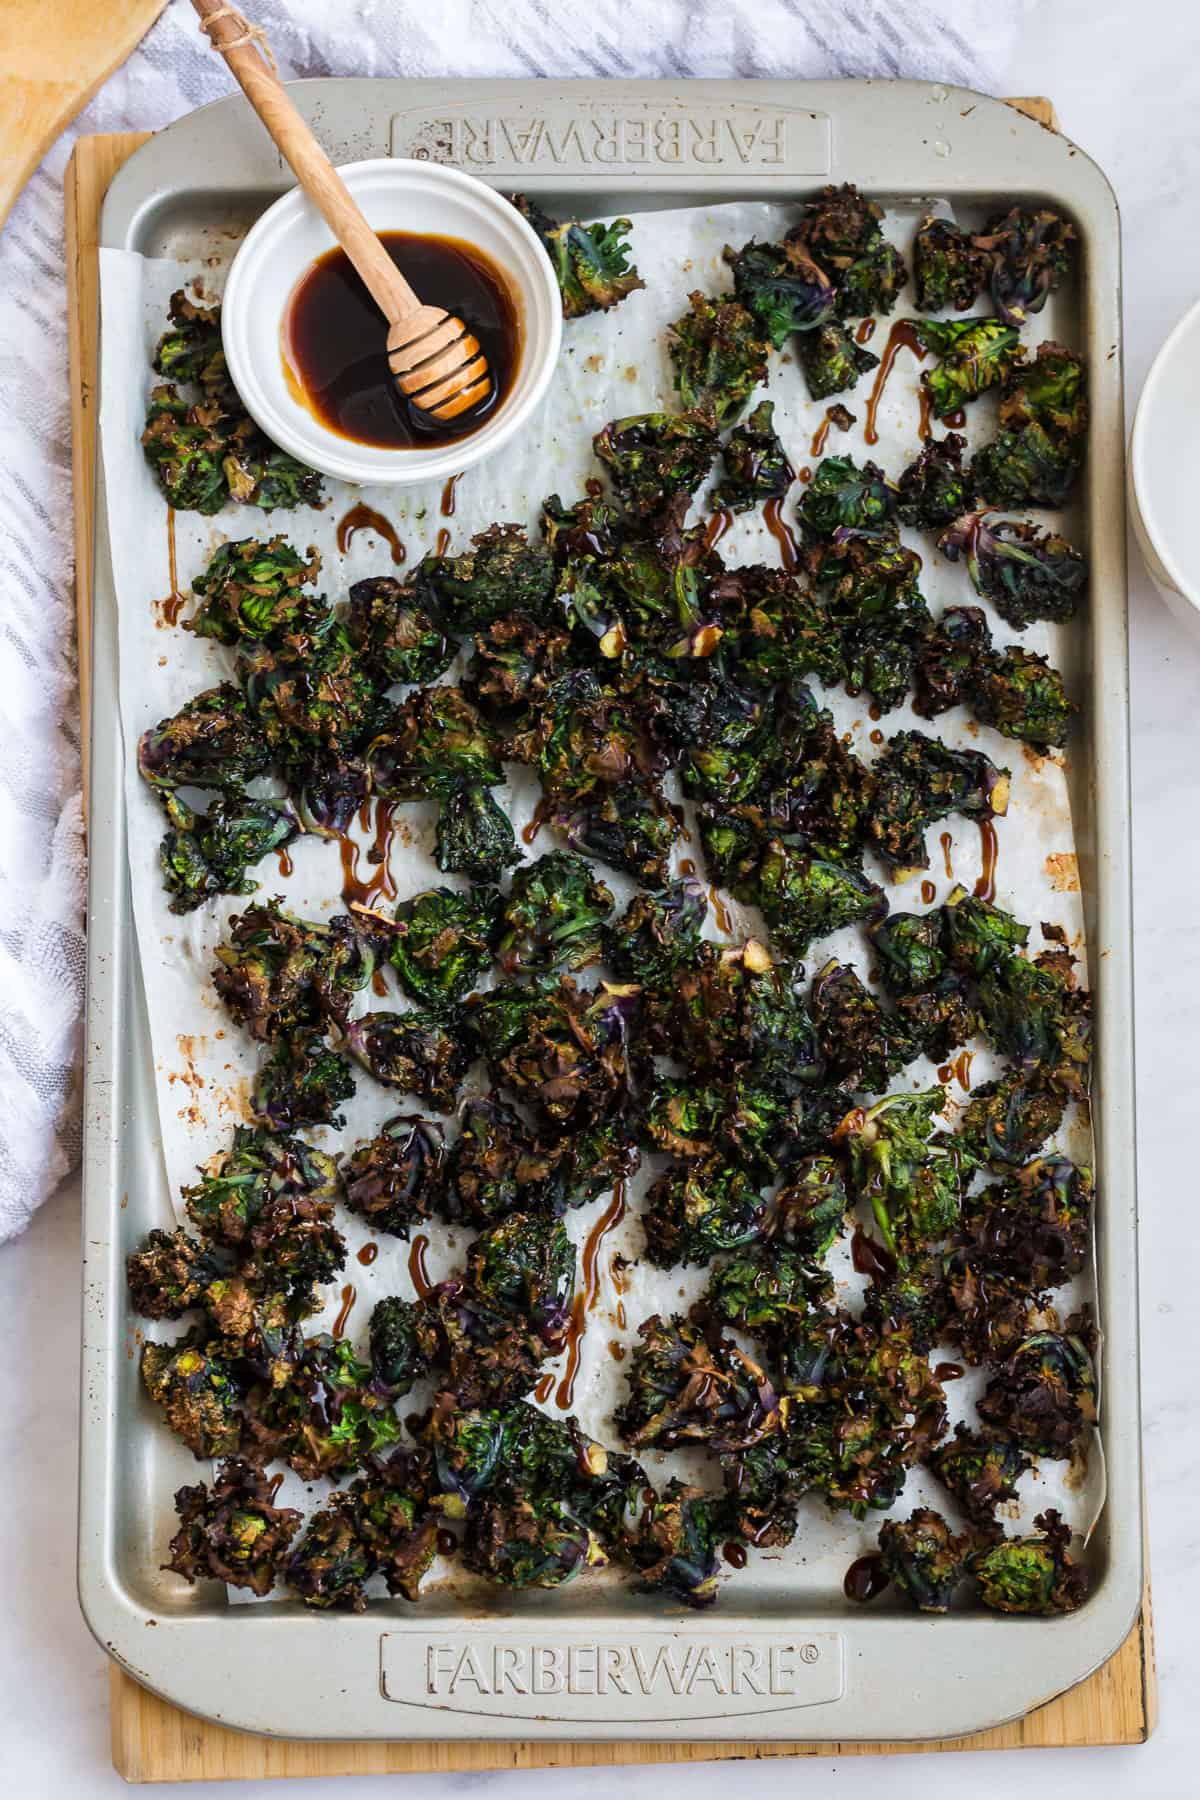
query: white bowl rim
[
  {"left": 220, "top": 156, "right": 562, "bottom": 486},
  {"left": 1130, "top": 290, "right": 1200, "bottom": 608}
]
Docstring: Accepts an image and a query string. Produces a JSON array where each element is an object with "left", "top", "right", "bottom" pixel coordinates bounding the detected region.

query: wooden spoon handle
[{"left": 190, "top": 0, "right": 418, "bottom": 323}]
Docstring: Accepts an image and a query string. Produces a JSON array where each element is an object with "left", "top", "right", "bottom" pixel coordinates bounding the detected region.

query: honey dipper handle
[{"left": 191, "top": 0, "right": 419, "bottom": 324}]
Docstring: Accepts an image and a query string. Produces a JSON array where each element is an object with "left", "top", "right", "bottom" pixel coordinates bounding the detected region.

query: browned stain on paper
[
  {"left": 167, "top": 1034, "right": 207, "bottom": 1127},
  {"left": 1045, "top": 851, "right": 1080, "bottom": 893}
]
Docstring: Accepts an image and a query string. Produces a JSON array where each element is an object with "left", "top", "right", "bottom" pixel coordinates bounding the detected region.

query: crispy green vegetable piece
[
  {"left": 138, "top": 682, "right": 273, "bottom": 794},
  {"left": 368, "top": 685, "right": 503, "bottom": 798},
  {"left": 787, "top": 184, "right": 907, "bottom": 319},
  {"left": 939, "top": 512, "right": 1087, "bottom": 629},
  {"left": 346, "top": 575, "right": 455, "bottom": 685},
  {"left": 627, "top": 1479, "right": 722, "bottom": 1608},
  {"left": 844, "top": 1089, "right": 965, "bottom": 1259},
  {"left": 344, "top": 1007, "right": 471, "bottom": 1109},
  {"left": 755, "top": 839, "right": 885, "bottom": 957},
  {"left": 865, "top": 731, "right": 1009, "bottom": 876},
  {"left": 349, "top": 1446, "right": 440, "bottom": 1601},
  {"left": 642, "top": 1157, "right": 767, "bottom": 1267},
  {"left": 956, "top": 1063, "right": 1067, "bottom": 1171},
  {"left": 141, "top": 1328, "right": 245, "bottom": 1459},
  {"left": 443, "top": 1096, "right": 554, "bottom": 1226},
  {"left": 386, "top": 884, "right": 500, "bottom": 1010},
  {"left": 971, "top": 1510, "right": 1089, "bottom": 1614},
  {"left": 604, "top": 878, "right": 707, "bottom": 990},
  {"left": 927, "top": 1423, "right": 1031, "bottom": 1527},
  {"left": 972, "top": 343, "right": 1088, "bottom": 509},
  {"left": 497, "top": 852, "right": 613, "bottom": 975},
  {"left": 895, "top": 433, "right": 970, "bottom": 530},
  {"left": 798, "top": 454, "right": 897, "bottom": 539},
  {"left": 158, "top": 791, "right": 298, "bottom": 914},
  {"left": 593, "top": 411, "right": 720, "bottom": 517},
  {"left": 667, "top": 290, "right": 770, "bottom": 425},
  {"left": 167, "top": 1456, "right": 302, "bottom": 1595},
  {"left": 616, "top": 1313, "right": 779, "bottom": 1453},
  {"left": 972, "top": 206, "right": 1077, "bottom": 327},
  {"left": 435, "top": 784, "right": 521, "bottom": 882},
  {"left": 368, "top": 1297, "right": 433, "bottom": 1398},
  {"left": 188, "top": 537, "right": 324, "bottom": 645},
  {"left": 877, "top": 1508, "right": 971, "bottom": 1613},
  {"left": 712, "top": 399, "right": 794, "bottom": 513},
  {"left": 213, "top": 899, "right": 373, "bottom": 1040},
  {"left": 416, "top": 522, "right": 556, "bottom": 628},
  {"left": 511, "top": 195, "right": 644, "bottom": 318},
  {"left": 977, "top": 1327, "right": 1098, "bottom": 1458},
  {"left": 797, "top": 319, "right": 879, "bottom": 400},
  {"left": 238, "top": 611, "right": 385, "bottom": 774},
  {"left": 284, "top": 1493, "right": 372, "bottom": 1612},
  {"left": 912, "top": 214, "right": 986, "bottom": 313},
  {"left": 153, "top": 288, "right": 227, "bottom": 387},
  {"left": 465, "top": 1212, "right": 576, "bottom": 1350},
  {"left": 251, "top": 1029, "right": 355, "bottom": 1132},
  {"left": 126, "top": 1227, "right": 231, "bottom": 1321},
  {"left": 723, "top": 236, "right": 836, "bottom": 346},
  {"left": 343, "top": 1115, "right": 445, "bottom": 1238},
  {"left": 700, "top": 1243, "right": 832, "bottom": 1336},
  {"left": 809, "top": 959, "right": 921, "bottom": 1093},
  {"left": 913, "top": 317, "right": 1023, "bottom": 416},
  {"left": 973, "top": 644, "right": 1074, "bottom": 749},
  {"left": 771, "top": 1154, "right": 849, "bottom": 1258}
]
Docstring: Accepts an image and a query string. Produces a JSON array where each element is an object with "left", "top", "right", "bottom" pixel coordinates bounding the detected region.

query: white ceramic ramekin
[
  {"left": 221, "top": 158, "right": 562, "bottom": 486},
  {"left": 1129, "top": 294, "right": 1200, "bottom": 636}
]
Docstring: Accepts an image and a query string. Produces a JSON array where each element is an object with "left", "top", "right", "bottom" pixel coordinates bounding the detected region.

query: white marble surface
[{"left": 5, "top": 5, "right": 1199, "bottom": 1792}]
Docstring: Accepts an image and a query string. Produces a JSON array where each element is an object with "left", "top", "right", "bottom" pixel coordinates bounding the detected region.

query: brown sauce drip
[
  {"left": 723, "top": 1541, "right": 748, "bottom": 1569},
  {"left": 266, "top": 1471, "right": 286, "bottom": 1501},
  {"left": 534, "top": 1371, "right": 555, "bottom": 1404},
  {"left": 869, "top": 728, "right": 884, "bottom": 747},
  {"left": 810, "top": 411, "right": 835, "bottom": 458},
  {"left": 934, "top": 1361, "right": 964, "bottom": 1382},
  {"left": 920, "top": 878, "right": 937, "bottom": 905},
  {"left": 678, "top": 856, "right": 697, "bottom": 879},
  {"left": 953, "top": 1048, "right": 974, "bottom": 1092},
  {"left": 441, "top": 472, "right": 463, "bottom": 516},
  {"left": 710, "top": 887, "right": 733, "bottom": 935},
  {"left": 407, "top": 1233, "right": 433, "bottom": 1299},
  {"left": 855, "top": 317, "right": 877, "bottom": 345},
  {"left": 275, "top": 845, "right": 294, "bottom": 878},
  {"left": 868, "top": 702, "right": 882, "bottom": 722},
  {"left": 940, "top": 830, "right": 954, "bottom": 880},
  {"left": 703, "top": 509, "right": 734, "bottom": 553},
  {"left": 284, "top": 231, "right": 518, "bottom": 449},
  {"left": 797, "top": 465, "right": 812, "bottom": 484},
  {"left": 556, "top": 1183, "right": 627, "bottom": 1411},
  {"left": 937, "top": 1062, "right": 953, "bottom": 1084},
  {"left": 358, "top": 795, "right": 374, "bottom": 833},
  {"left": 863, "top": 318, "right": 927, "bottom": 446},
  {"left": 608, "top": 1340, "right": 626, "bottom": 1362},
  {"left": 336, "top": 502, "right": 406, "bottom": 565},
  {"left": 357, "top": 1242, "right": 379, "bottom": 1266},
  {"left": 616, "top": 1299, "right": 627, "bottom": 1330},
  {"left": 844, "top": 1552, "right": 890, "bottom": 1603},
  {"left": 974, "top": 818, "right": 998, "bottom": 903},
  {"left": 157, "top": 509, "right": 186, "bottom": 626},
  {"left": 851, "top": 1227, "right": 896, "bottom": 1282},
  {"left": 522, "top": 794, "right": 552, "bottom": 846},
  {"left": 434, "top": 526, "right": 451, "bottom": 556},
  {"left": 338, "top": 801, "right": 399, "bottom": 906},
  {"left": 331, "top": 1283, "right": 356, "bottom": 1340},
  {"left": 944, "top": 407, "right": 967, "bottom": 428},
  {"left": 436, "top": 1529, "right": 458, "bottom": 1557},
  {"left": 371, "top": 968, "right": 388, "bottom": 998},
  {"left": 762, "top": 496, "right": 798, "bottom": 572},
  {"left": 917, "top": 385, "right": 933, "bottom": 442}
]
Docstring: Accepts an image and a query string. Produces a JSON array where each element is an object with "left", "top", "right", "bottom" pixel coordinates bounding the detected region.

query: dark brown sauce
[
  {"left": 338, "top": 801, "right": 399, "bottom": 907},
  {"left": 869, "top": 728, "right": 884, "bottom": 747},
  {"left": 336, "top": 502, "right": 406, "bottom": 565},
  {"left": 944, "top": 407, "right": 967, "bottom": 428},
  {"left": 975, "top": 819, "right": 998, "bottom": 903},
  {"left": 845, "top": 1552, "right": 890, "bottom": 1603},
  {"left": 371, "top": 968, "right": 388, "bottom": 998},
  {"left": 608, "top": 1339, "right": 626, "bottom": 1362},
  {"left": 332, "top": 1283, "right": 356, "bottom": 1339},
  {"left": 855, "top": 317, "right": 877, "bottom": 345},
  {"left": 679, "top": 856, "right": 697, "bottom": 879},
  {"left": 357, "top": 795, "right": 374, "bottom": 833},
  {"left": 762, "top": 496, "right": 798, "bottom": 572},
  {"left": 434, "top": 526, "right": 452, "bottom": 557},
  {"left": 917, "top": 385, "right": 933, "bottom": 442},
  {"left": 703, "top": 509, "right": 734, "bottom": 553},
  {"left": 284, "top": 231, "right": 518, "bottom": 449},
  {"left": 408, "top": 1233, "right": 433, "bottom": 1299},
  {"left": 920, "top": 878, "right": 937, "bottom": 905},
  {"left": 266, "top": 1471, "right": 286, "bottom": 1501},
  {"left": 810, "top": 408, "right": 840, "bottom": 458},
  {"left": 953, "top": 1048, "right": 974, "bottom": 1092},
  {"left": 940, "top": 830, "right": 954, "bottom": 881},
  {"left": 436, "top": 1529, "right": 458, "bottom": 1557},
  {"left": 441, "top": 472, "right": 463, "bottom": 516},
  {"left": 934, "top": 1361, "right": 964, "bottom": 1382},
  {"left": 157, "top": 509, "right": 186, "bottom": 626},
  {"left": 275, "top": 845, "right": 294, "bottom": 878},
  {"left": 864, "top": 318, "right": 927, "bottom": 446},
  {"left": 615, "top": 1299, "right": 627, "bottom": 1330},
  {"left": 556, "top": 1183, "right": 627, "bottom": 1411},
  {"left": 868, "top": 702, "right": 882, "bottom": 722},
  {"left": 797, "top": 465, "right": 812, "bottom": 483},
  {"left": 357, "top": 1242, "right": 379, "bottom": 1266},
  {"left": 938, "top": 1062, "right": 954, "bottom": 1084},
  {"left": 851, "top": 1227, "right": 896, "bottom": 1282},
  {"left": 710, "top": 888, "right": 733, "bottom": 935},
  {"left": 534, "top": 1371, "right": 556, "bottom": 1404},
  {"left": 723, "top": 1541, "right": 748, "bottom": 1569},
  {"left": 522, "top": 794, "right": 552, "bottom": 847}
]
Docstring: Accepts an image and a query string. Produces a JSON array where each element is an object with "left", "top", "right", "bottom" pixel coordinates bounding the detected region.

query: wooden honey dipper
[{"left": 192, "top": 0, "right": 493, "bottom": 422}]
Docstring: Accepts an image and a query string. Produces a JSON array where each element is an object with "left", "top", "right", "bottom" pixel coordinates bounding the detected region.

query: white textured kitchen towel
[{"left": 0, "top": 0, "right": 1029, "bottom": 1239}]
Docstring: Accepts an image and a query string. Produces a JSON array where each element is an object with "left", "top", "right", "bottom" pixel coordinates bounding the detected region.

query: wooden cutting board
[{"left": 65, "top": 106, "right": 1157, "bottom": 1783}]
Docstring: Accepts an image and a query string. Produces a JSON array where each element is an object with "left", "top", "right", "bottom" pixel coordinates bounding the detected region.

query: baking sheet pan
[{"left": 78, "top": 78, "right": 1139, "bottom": 1743}]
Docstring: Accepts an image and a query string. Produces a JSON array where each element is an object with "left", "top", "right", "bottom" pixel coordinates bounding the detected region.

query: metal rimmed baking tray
[{"left": 78, "top": 77, "right": 1138, "bottom": 1744}]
